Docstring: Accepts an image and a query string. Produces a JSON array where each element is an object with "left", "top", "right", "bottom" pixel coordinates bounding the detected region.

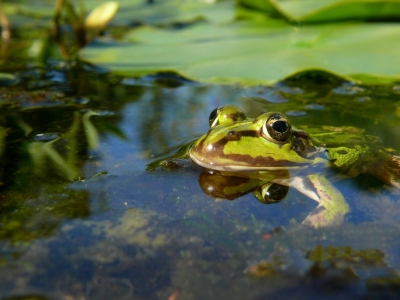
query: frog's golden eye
[
  {"left": 262, "top": 113, "right": 291, "bottom": 142},
  {"left": 209, "top": 106, "right": 223, "bottom": 128}
]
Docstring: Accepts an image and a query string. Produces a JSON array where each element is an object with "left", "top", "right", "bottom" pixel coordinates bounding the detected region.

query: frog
[{"left": 188, "top": 105, "right": 400, "bottom": 227}]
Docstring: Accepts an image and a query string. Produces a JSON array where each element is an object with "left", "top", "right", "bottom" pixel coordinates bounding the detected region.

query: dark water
[{"left": 2, "top": 60, "right": 400, "bottom": 299}]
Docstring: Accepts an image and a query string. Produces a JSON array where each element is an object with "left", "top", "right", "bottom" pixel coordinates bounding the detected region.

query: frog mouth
[{"left": 189, "top": 152, "right": 307, "bottom": 172}]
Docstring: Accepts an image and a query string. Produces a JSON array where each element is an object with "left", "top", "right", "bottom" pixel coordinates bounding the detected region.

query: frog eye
[
  {"left": 262, "top": 113, "right": 291, "bottom": 142},
  {"left": 209, "top": 105, "right": 246, "bottom": 128},
  {"left": 258, "top": 183, "right": 289, "bottom": 204},
  {"left": 209, "top": 106, "right": 223, "bottom": 128}
]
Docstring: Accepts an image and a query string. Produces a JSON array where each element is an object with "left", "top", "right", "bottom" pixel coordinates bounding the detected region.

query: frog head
[{"left": 189, "top": 105, "right": 325, "bottom": 172}]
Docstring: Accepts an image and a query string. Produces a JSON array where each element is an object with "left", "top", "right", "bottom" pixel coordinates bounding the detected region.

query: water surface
[{"left": 1, "top": 64, "right": 400, "bottom": 300}]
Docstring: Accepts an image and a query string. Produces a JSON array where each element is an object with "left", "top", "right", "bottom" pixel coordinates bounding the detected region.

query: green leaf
[
  {"left": 14, "top": 0, "right": 235, "bottom": 26},
  {"left": 62, "top": 0, "right": 84, "bottom": 30},
  {"left": 80, "top": 21, "right": 400, "bottom": 84},
  {"left": 269, "top": 0, "right": 400, "bottom": 23},
  {"left": 106, "top": 0, "right": 235, "bottom": 25},
  {"left": 238, "top": 0, "right": 276, "bottom": 14}
]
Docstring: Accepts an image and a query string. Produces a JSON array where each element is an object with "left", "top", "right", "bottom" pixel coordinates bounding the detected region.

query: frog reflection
[
  {"left": 199, "top": 170, "right": 289, "bottom": 204},
  {"left": 198, "top": 170, "right": 335, "bottom": 226}
]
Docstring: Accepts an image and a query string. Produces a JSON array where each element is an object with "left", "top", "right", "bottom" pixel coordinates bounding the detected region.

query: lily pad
[
  {"left": 241, "top": 0, "right": 400, "bottom": 23},
  {"left": 13, "top": 0, "right": 235, "bottom": 26},
  {"left": 238, "top": 0, "right": 275, "bottom": 14},
  {"left": 80, "top": 21, "right": 400, "bottom": 84},
  {"left": 109, "top": 0, "right": 236, "bottom": 25}
]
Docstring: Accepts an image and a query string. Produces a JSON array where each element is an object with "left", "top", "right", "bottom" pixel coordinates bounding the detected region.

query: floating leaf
[
  {"left": 80, "top": 21, "right": 400, "bottom": 84},
  {"left": 14, "top": 0, "right": 235, "bottom": 27},
  {"left": 269, "top": 0, "right": 400, "bottom": 23},
  {"left": 238, "top": 0, "right": 275, "bottom": 14}
]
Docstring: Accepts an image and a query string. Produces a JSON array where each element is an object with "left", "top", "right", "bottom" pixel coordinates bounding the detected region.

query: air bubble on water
[
  {"left": 333, "top": 84, "right": 364, "bottom": 95},
  {"left": 275, "top": 84, "right": 303, "bottom": 95},
  {"left": 91, "top": 110, "right": 114, "bottom": 116},
  {"left": 73, "top": 97, "right": 90, "bottom": 105},
  {"left": 357, "top": 96, "right": 371, "bottom": 102},
  {"left": 285, "top": 110, "right": 307, "bottom": 117},
  {"left": 121, "top": 78, "right": 137, "bottom": 85},
  {"left": 305, "top": 103, "right": 324, "bottom": 110},
  {"left": 243, "top": 86, "right": 288, "bottom": 103},
  {"left": 30, "top": 132, "right": 60, "bottom": 142}
]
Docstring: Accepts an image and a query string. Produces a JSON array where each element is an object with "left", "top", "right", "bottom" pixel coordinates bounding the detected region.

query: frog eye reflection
[
  {"left": 209, "top": 106, "right": 223, "bottom": 128},
  {"left": 262, "top": 113, "right": 291, "bottom": 142},
  {"left": 259, "top": 183, "right": 289, "bottom": 204}
]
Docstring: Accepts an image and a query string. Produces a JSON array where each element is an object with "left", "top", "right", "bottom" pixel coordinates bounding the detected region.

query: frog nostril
[{"left": 227, "top": 131, "right": 241, "bottom": 141}]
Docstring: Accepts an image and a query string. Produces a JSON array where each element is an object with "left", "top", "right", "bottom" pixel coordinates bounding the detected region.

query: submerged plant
[{"left": 53, "top": 0, "right": 119, "bottom": 47}]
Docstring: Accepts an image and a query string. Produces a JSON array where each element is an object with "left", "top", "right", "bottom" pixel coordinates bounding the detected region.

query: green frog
[{"left": 188, "top": 105, "right": 400, "bottom": 227}]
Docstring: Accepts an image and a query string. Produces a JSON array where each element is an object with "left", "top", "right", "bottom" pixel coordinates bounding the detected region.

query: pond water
[{"left": 2, "top": 59, "right": 400, "bottom": 299}]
